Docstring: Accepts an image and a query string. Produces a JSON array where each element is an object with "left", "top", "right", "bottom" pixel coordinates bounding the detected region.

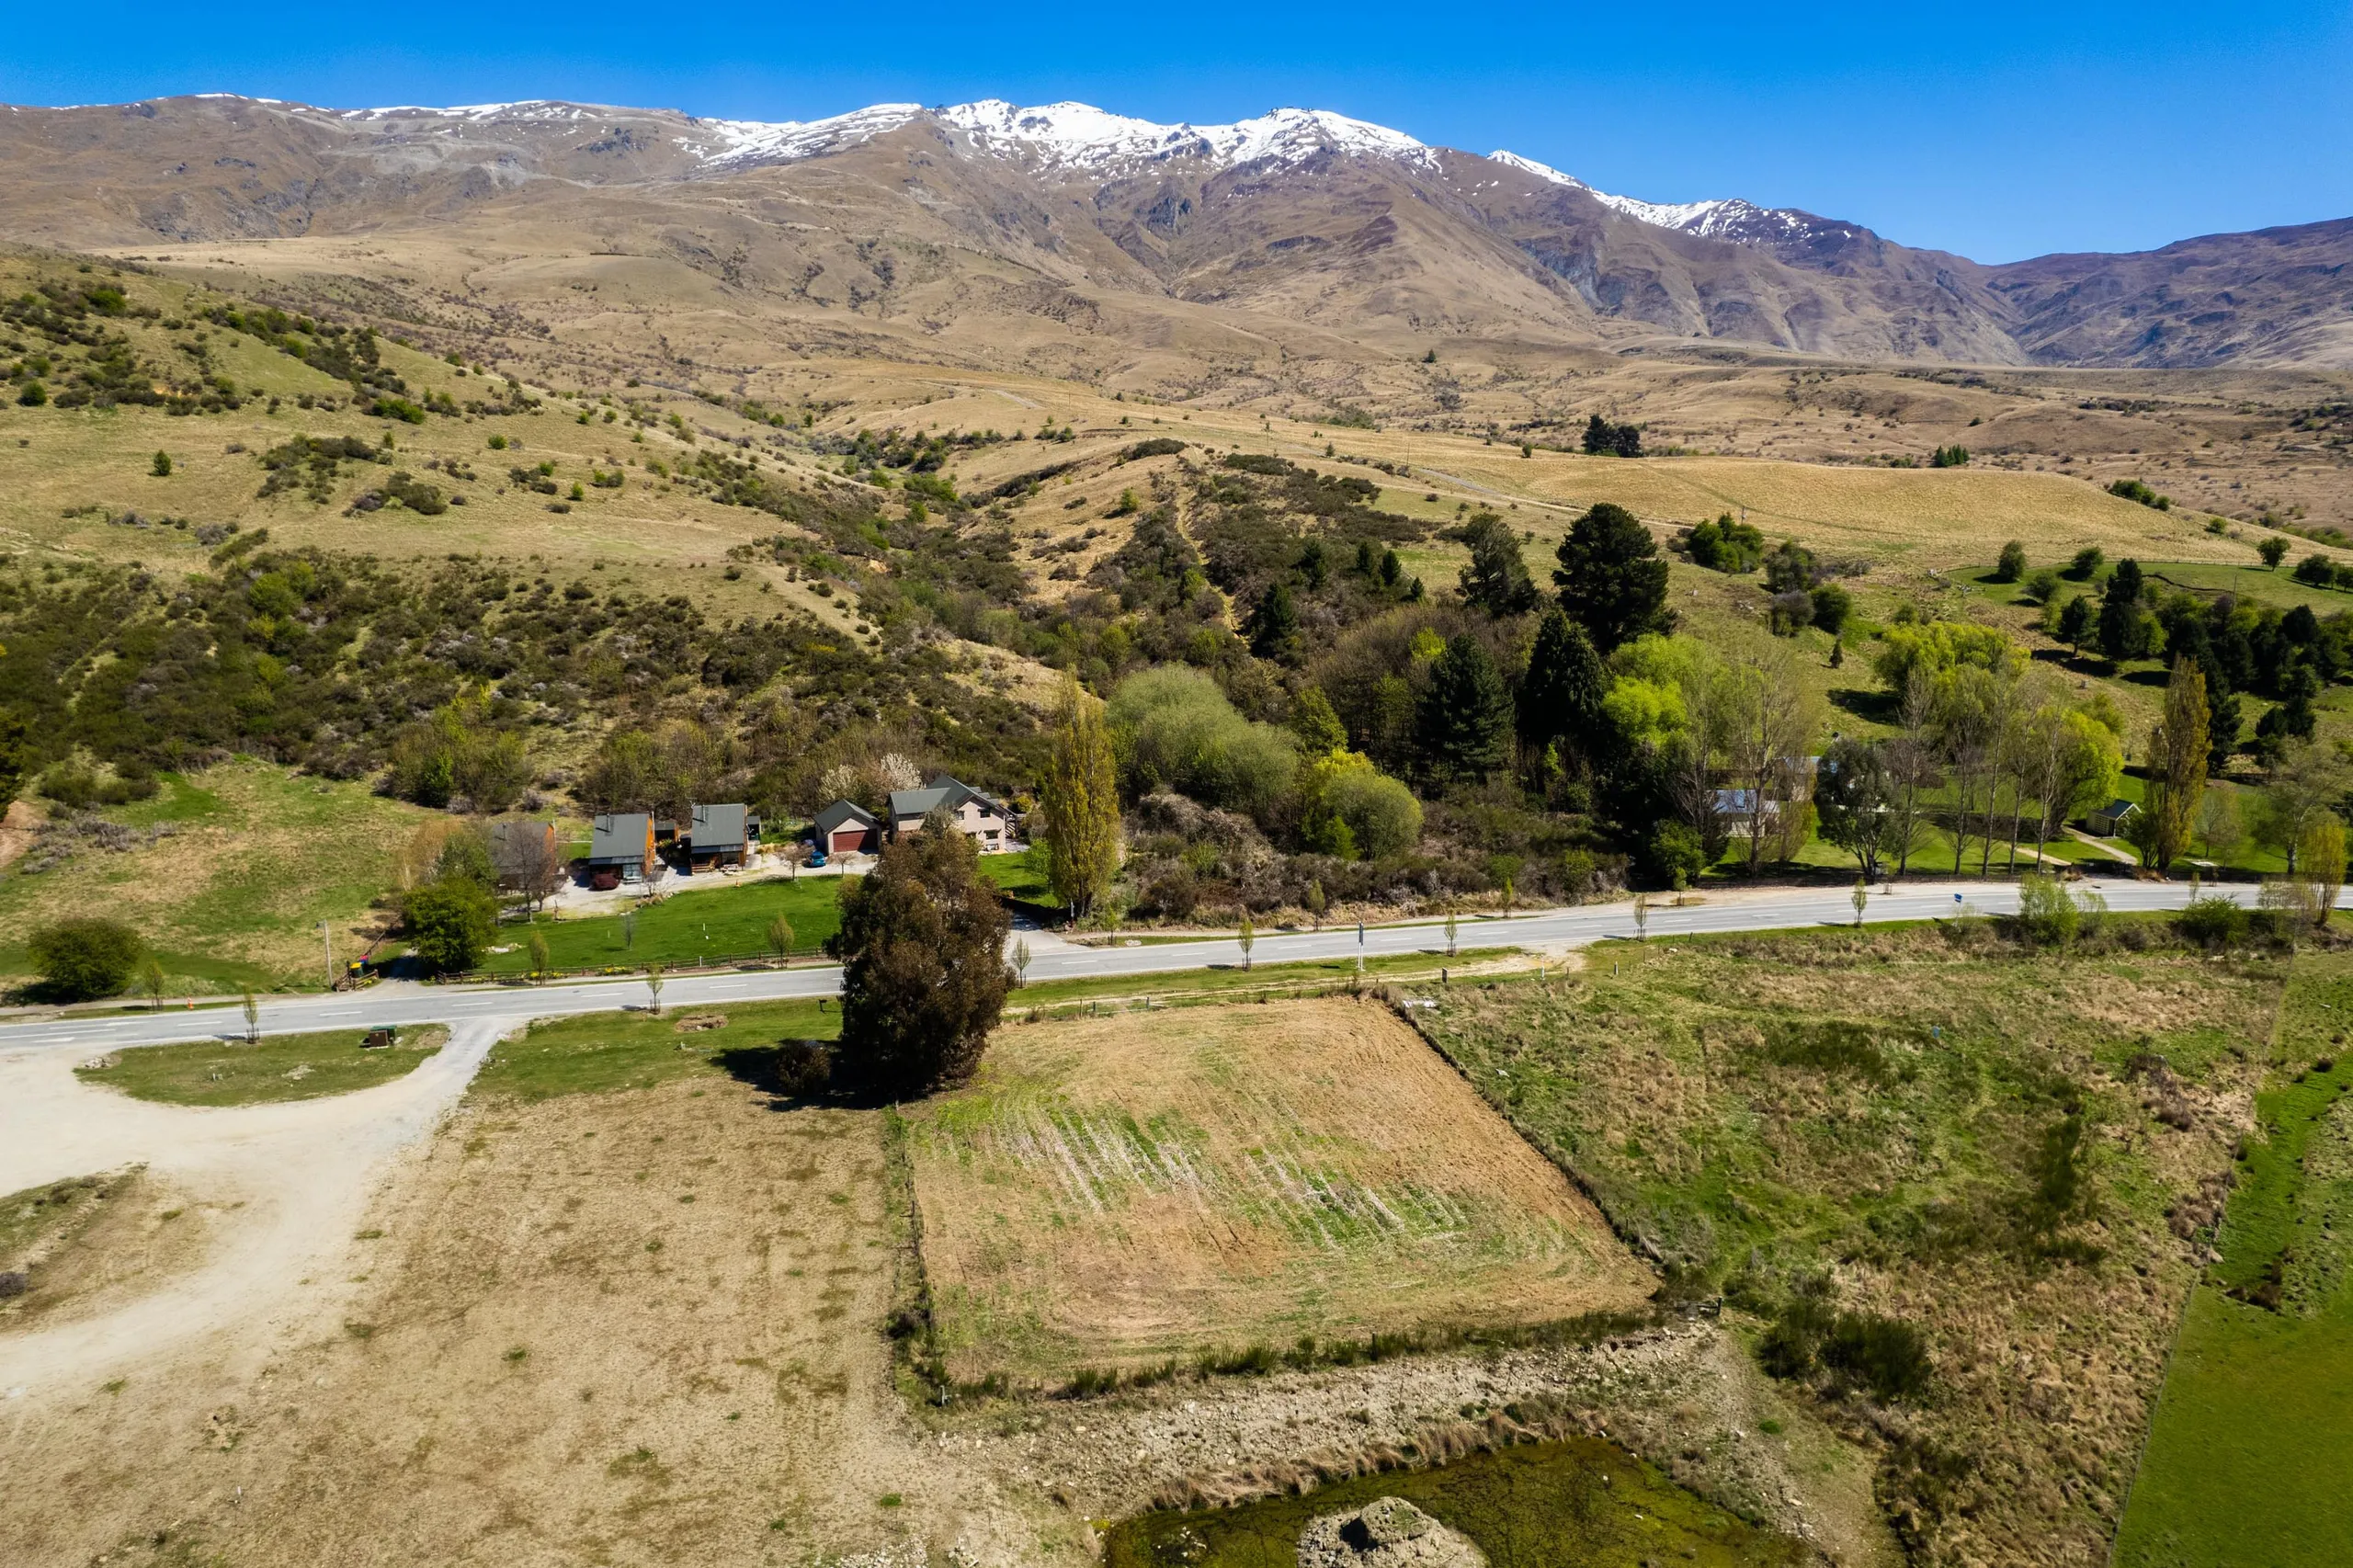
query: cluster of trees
[
  {"left": 2044, "top": 556, "right": 2350, "bottom": 765},
  {"left": 1817, "top": 634, "right": 2125, "bottom": 879},
  {"left": 1580, "top": 415, "right": 1643, "bottom": 458}
]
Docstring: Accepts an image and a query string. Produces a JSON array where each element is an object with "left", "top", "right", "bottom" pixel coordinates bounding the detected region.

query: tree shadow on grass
[
  {"left": 1828, "top": 686, "right": 1894, "bottom": 725},
  {"left": 712, "top": 1040, "right": 898, "bottom": 1111}
]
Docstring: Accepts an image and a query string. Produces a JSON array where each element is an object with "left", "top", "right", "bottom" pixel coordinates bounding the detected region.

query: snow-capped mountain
[
  {"left": 1487, "top": 149, "right": 1832, "bottom": 246},
  {"left": 313, "top": 93, "right": 1836, "bottom": 251},
  {"left": 1, "top": 91, "right": 2341, "bottom": 368}
]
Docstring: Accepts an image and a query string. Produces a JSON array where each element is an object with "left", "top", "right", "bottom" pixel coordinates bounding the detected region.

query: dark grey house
[{"left": 586, "top": 812, "right": 655, "bottom": 887}]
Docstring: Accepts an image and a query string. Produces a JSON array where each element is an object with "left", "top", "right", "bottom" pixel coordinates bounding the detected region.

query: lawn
[
  {"left": 469, "top": 997, "right": 839, "bottom": 1103},
  {"left": 483, "top": 874, "right": 849, "bottom": 973},
  {"left": 1414, "top": 920, "right": 2280, "bottom": 1567},
  {"left": 0, "top": 759, "right": 436, "bottom": 990},
  {"left": 2111, "top": 949, "right": 2353, "bottom": 1568},
  {"left": 903, "top": 995, "right": 1651, "bottom": 1383},
  {"left": 1007, "top": 947, "right": 1522, "bottom": 1012},
  {"left": 76, "top": 1025, "right": 450, "bottom": 1107}
]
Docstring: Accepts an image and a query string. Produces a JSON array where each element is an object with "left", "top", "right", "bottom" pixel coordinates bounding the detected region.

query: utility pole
[
  {"left": 1356, "top": 915, "right": 1365, "bottom": 975},
  {"left": 320, "top": 921, "right": 334, "bottom": 990}
]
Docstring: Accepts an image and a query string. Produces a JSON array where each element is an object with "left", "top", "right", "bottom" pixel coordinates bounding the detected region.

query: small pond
[{"left": 1103, "top": 1437, "right": 1806, "bottom": 1568}]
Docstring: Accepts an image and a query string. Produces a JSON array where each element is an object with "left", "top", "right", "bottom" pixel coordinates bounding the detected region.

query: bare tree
[
  {"left": 495, "top": 825, "right": 569, "bottom": 916},
  {"left": 1722, "top": 641, "right": 1821, "bottom": 871}
]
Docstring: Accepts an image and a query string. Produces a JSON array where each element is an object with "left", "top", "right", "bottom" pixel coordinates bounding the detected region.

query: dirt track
[{"left": 0, "top": 1016, "right": 514, "bottom": 1400}]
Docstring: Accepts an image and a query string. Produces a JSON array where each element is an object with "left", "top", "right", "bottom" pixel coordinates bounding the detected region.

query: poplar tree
[
  {"left": 1043, "top": 675, "right": 1120, "bottom": 916},
  {"left": 2146, "top": 657, "right": 2210, "bottom": 875}
]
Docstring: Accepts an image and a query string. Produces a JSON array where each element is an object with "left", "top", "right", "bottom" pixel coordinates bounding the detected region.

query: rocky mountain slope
[{"left": 0, "top": 94, "right": 2344, "bottom": 369}]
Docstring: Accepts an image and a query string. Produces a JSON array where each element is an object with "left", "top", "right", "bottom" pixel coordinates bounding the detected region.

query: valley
[{"left": 1, "top": 78, "right": 2350, "bottom": 1568}]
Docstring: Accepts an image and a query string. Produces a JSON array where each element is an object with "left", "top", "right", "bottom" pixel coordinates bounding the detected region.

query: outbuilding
[
  {"left": 812, "top": 799, "right": 881, "bottom": 856},
  {"left": 2086, "top": 798, "right": 2140, "bottom": 836}
]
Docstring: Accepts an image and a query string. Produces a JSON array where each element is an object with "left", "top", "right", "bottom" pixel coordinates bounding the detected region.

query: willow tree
[
  {"left": 2146, "top": 657, "right": 2210, "bottom": 876},
  {"left": 1043, "top": 675, "right": 1120, "bottom": 917}
]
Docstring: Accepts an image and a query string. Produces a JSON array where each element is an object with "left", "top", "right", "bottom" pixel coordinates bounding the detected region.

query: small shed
[
  {"left": 2086, "top": 798, "right": 2140, "bottom": 836},
  {"left": 813, "top": 799, "right": 880, "bottom": 856}
]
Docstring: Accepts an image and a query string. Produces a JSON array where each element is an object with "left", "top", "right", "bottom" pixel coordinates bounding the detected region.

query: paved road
[{"left": 0, "top": 877, "right": 2262, "bottom": 1054}]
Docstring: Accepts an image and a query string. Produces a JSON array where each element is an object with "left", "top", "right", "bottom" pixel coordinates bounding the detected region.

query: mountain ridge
[{"left": 0, "top": 93, "right": 2346, "bottom": 369}]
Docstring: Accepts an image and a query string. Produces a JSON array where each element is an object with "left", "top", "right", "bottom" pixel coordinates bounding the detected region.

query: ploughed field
[{"left": 903, "top": 996, "right": 1654, "bottom": 1383}]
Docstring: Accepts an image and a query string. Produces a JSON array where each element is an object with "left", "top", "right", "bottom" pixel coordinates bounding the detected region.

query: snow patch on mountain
[
  {"left": 341, "top": 100, "right": 605, "bottom": 124},
  {"left": 936, "top": 99, "right": 1435, "bottom": 172},
  {"left": 696, "top": 103, "right": 926, "bottom": 167},
  {"left": 1490, "top": 147, "right": 1816, "bottom": 244}
]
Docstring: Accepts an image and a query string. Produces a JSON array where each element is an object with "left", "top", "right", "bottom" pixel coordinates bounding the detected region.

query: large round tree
[{"left": 829, "top": 812, "right": 1012, "bottom": 1096}]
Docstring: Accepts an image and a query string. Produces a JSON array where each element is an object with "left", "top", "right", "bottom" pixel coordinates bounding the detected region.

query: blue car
[{"left": 808, "top": 848, "right": 828, "bottom": 869}]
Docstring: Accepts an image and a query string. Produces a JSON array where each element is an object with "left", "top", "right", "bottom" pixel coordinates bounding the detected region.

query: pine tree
[
  {"left": 1517, "top": 609, "right": 1608, "bottom": 767},
  {"left": 1416, "top": 634, "right": 1514, "bottom": 782},
  {"left": 2057, "top": 593, "right": 2094, "bottom": 654},
  {"left": 1043, "top": 676, "right": 1120, "bottom": 916},
  {"left": 1553, "top": 503, "right": 1672, "bottom": 653},
  {"left": 1457, "top": 512, "right": 1536, "bottom": 615},
  {"left": 2098, "top": 558, "right": 2154, "bottom": 660},
  {"left": 1245, "top": 581, "right": 1299, "bottom": 661}
]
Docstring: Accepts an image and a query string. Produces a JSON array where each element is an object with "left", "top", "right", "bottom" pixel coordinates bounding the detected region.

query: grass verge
[
  {"left": 75, "top": 1025, "right": 450, "bottom": 1106},
  {"left": 470, "top": 998, "right": 839, "bottom": 1103}
]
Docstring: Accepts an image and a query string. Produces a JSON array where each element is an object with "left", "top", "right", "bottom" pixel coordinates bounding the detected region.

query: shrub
[
  {"left": 1645, "top": 821, "right": 1710, "bottom": 889},
  {"left": 1108, "top": 665, "right": 1296, "bottom": 819},
  {"left": 150, "top": 450, "right": 173, "bottom": 477},
  {"left": 2067, "top": 546, "right": 2105, "bottom": 580},
  {"left": 2177, "top": 893, "right": 2250, "bottom": 949},
  {"left": 18, "top": 379, "right": 47, "bottom": 405},
  {"left": 2014, "top": 873, "right": 2080, "bottom": 948},
  {"left": 1323, "top": 765, "right": 1423, "bottom": 858},
  {"left": 1822, "top": 1312, "right": 1934, "bottom": 1402},
  {"left": 1808, "top": 582, "right": 1853, "bottom": 635},
  {"left": 2024, "top": 567, "right": 2062, "bottom": 604},
  {"left": 403, "top": 877, "right": 496, "bottom": 972},
  {"left": 1993, "top": 540, "right": 2025, "bottom": 580},
  {"left": 28, "top": 917, "right": 144, "bottom": 1000}
]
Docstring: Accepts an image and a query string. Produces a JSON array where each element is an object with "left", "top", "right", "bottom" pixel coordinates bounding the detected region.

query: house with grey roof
[
  {"left": 586, "top": 812, "right": 656, "bottom": 888},
  {"left": 686, "top": 802, "right": 759, "bottom": 870},
  {"left": 887, "top": 776, "right": 1012, "bottom": 850}
]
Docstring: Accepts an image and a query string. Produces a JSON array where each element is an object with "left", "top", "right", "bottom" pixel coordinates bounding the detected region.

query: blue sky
[{"left": 4, "top": 1, "right": 2346, "bottom": 263}]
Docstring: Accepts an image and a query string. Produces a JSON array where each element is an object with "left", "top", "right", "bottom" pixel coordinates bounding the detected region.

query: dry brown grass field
[
  {"left": 0, "top": 1072, "right": 1080, "bottom": 1568},
  {"left": 904, "top": 996, "right": 1654, "bottom": 1382}
]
